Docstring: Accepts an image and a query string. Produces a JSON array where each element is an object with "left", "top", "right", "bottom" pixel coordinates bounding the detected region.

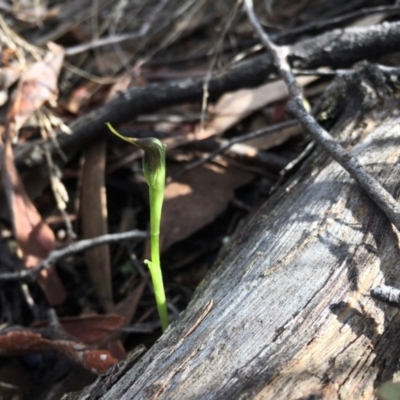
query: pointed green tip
[
  {"left": 106, "top": 122, "right": 136, "bottom": 144},
  {"left": 106, "top": 122, "right": 166, "bottom": 190}
]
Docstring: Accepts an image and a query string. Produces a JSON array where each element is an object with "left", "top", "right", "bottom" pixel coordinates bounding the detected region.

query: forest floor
[{"left": 0, "top": 0, "right": 396, "bottom": 399}]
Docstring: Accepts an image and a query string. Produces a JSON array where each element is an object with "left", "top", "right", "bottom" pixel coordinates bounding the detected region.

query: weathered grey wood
[{"left": 76, "top": 66, "right": 400, "bottom": 399}]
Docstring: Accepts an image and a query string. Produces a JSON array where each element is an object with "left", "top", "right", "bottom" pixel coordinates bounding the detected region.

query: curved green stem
[{"left": 145, "top": 186, "right": 169, "bottom": 331}]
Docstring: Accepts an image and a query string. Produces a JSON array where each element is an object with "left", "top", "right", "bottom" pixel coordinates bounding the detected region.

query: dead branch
[{"left": 244, "top": 0, "right": 400, "bottom": 232}]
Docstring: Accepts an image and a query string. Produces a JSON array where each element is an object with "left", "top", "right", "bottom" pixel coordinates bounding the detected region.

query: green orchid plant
[{"left": 106, "top": 122, "right": 169, "bottom": 331}]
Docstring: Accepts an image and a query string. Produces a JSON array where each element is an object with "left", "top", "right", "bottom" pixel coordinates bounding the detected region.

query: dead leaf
[
  {"left": 200, "top": 76, "right": 316, "bottom": 139},
  {"left": 0, "top": 128, "right": 66, "bottom": 305},
  {"left": 11, "top": 4, "right": 59, "bottom": 25},
  {"left": 106, "top": 73, "right": 132, "bottom": 102},
  {"left": 61, "top": 314, "right": 125, "bottom": 345},
  {"left": 106, "top": 340, "right": 126, "bottom": 361},
  {"left": 33, "top": 314, "right": 126, "bottom": 346},
  {"left": 0, "top": 329, "right": 117, "bottom": 374},
  {"left": 33, "top": 313, "right": 127, "bottom": 363},
  {"left": 29, "top": 256, "right": 66, "bottom": 306},
  {"left": 64, "top": 81, "right": 104, "bottom": 114},
  {"left": 162, "top": 163, "right": 254, "bottom": 249},
  {"left": 2, "top": 140, "right": 54, "bottom": 259},
  {"left": 112, "top": 277, "right": 148, "bottom": 326},
  {"left": 8, "top": 42, "right": 64, "bottom": 131},
  {"left": 64, "top": 80, "right": 119, "bottom": 115},
  {"left": 81, "top": 139, "right": 113, "bottom": 312},
  {"left": 64, "top": 69, "right": 132, "bottom": 115},
  {"left": 0, "top": 63, "right": 23, "bottom": 107},
  {"left": 105, "top": 278, "right": 149, "bottom": 361}
]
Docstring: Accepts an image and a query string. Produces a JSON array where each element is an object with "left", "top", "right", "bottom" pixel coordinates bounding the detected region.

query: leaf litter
[{"left": 0, "top": 0, "right": 373, "bottom": 398}]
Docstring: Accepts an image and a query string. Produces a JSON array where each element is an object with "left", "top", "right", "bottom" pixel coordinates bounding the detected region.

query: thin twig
[
  {"left": 199, "top": 2, "right": 240, "bottom": 133},
  {"left": 278, "top": 141, "right": 316, "bottom": 178},
  {"left": 269, "top": 141, "right": 316, "bottom": 195},
  {"left": 292, "top": 68, "right": 352, "bottom": 77},
  {"left": 244, "top": 0, "right": 400, "bottom": 231},
  {"left": 180, "top": 119, "right": 298, "bottom": 174},
  {"left": 0, "top": 230, "right": 148, "bottom": 282},
  {"left": 65, "top": 33, "right": 146, "bottom": 56},
  {"left": 371, "top": 285, "right": 400, "bottom": 308}
]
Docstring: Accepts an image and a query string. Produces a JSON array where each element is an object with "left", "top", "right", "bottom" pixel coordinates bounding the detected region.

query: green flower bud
[{"left": 106, "top": 123, "right": 166, "bottom": 190}]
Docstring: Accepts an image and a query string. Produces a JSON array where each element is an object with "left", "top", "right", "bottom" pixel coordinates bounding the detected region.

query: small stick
[
  {"left": 371, "top": 285, "right": 400, "bottom": 308},
  {"left": 0, "top": 230, "right": 148, "bottom": 282}
]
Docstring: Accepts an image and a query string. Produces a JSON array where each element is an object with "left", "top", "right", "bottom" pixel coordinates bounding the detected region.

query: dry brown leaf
[
  {"left": 83, "top": 48, "right": 132, "bottom": 76},
  {"left": 200, "top": 76, "right": 316, "bottom": 139},
  {"left": 0, "top": 129, "right": 66, "bottom": 305},
  {"left": 65, "top": 70, "right": 132, "bottom": 114},
  {"left": 1, "top": 138, "right": 54, "bottom": 258},
  {"left": 33, "top": 314, "right": 125, "bottom": 346},
  {"left": 34, "top": 313, "right": 127, "bottom": 363},
  {"left": 64, "top": 80, "right": 104, "bottom": 114},
  {"left": 112, "top": 277, "right": 148, "bottom": 326},
  {"left": 0, "top": 329, "right": 117, "bottom": 374},
  {"left": 61, "top": 314, "right": 124, "bottom": 345},
  {"left": 106, "top": 73, "right": 132, "bottom": 102},
  {"left": 8, "top": 42, "right": 64, "bottom": 130},
  {"left": 106, "top": 278, "right": 148, "bottom": 361},
  {"left": 162, "top": 164, "right": 254, "bottom": 249},
  {"left": 29, "top": 255, "right": 66, "bottom": 307},
  {"left": 106, "top": 340, "right": 126, "bottom": 361},
  {"left": 81, "top": 139, "right": 113, "bottom": 312},
  {"left": 0, "top": 63, "right": 23, "bottom": 107},
  {"left": 11, "top": 4, "right": 59, "bottom": 25}
]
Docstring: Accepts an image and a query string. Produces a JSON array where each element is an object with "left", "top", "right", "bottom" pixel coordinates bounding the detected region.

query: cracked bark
[{"left": 68, "top": 65, "right": 400, "bottom": 399}]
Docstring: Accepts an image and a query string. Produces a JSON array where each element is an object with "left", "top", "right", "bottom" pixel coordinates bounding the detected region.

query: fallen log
[{"left": 71, "top": 64, "right": 400, "bottom": 400}]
